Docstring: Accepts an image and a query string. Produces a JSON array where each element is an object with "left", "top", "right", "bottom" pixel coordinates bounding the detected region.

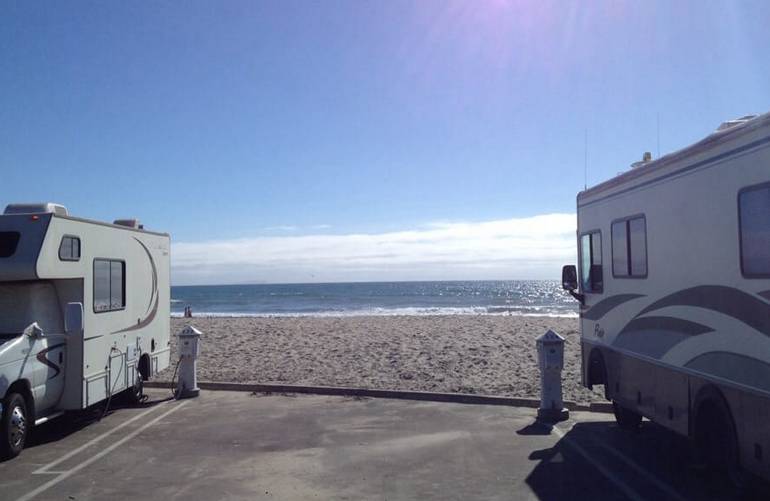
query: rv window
[
  {"left": 612, "top": 216, "right": 647, "bottom": 278},
  {"left": 580, "top": 231, "right": 603, "bottom": 293},
  {"left": 629, "top": 217, "right": 647, "bottom": 276},
  {"left": 739, "top": 184, "right": 770, "bottom": 277},
  {"left": 612, "top": 221, "right": 628, "bottom": 277},
  {"left": 94, "top": 259, "right": 125, "bottom": 312},
  {"left": 0, "top": 232, "right": 20, "bottom": 258},
  {"left": 58, "top": 236, "right": 81, "bottom": 261}
]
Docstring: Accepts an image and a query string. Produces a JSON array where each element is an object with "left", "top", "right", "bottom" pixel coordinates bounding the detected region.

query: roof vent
[
  {"left": 113, "top": 219, "right": 143, "bottom": 229},
  {"left": 3, "top": 203, "right": 68, "bottom": 216},
  {"left": 631, "top": 152, "right": 653, "bottom": 169},
  {"left": 717, "top": 115, "right": 757, "bottom": 131}
]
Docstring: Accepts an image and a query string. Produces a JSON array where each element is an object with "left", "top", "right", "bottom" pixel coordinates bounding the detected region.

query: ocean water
[{"left": 170, "top": 280, "right": 578, "bottom": 318}]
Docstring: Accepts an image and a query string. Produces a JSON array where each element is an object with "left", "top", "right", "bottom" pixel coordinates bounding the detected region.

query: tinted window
[
  {"left": 629, "top": 217, "right": 647, "bottom": 276},
  {"left": 110, "top": 261, "right": 124, "bottom": 309},
  {"left": 580, "top": 234, "right": 592, "bottom": 291},
  {"left": 94, "top": 259, "right": 125, "bottom": 312},
  {"left": 580, "top": 231, "right": 603, "bottom": 293},
  {"left": 740, "top": 185, "right": 770, "bottom": 276},
  {"left": 612, "top": 221, "right": 628, "bottom": 277},
  {"left": 94, "top": 260, "right": 111, "bottom": 311},
  {"left": 612, "top": 216, "right": 647, "bottom": 278},
  {"left": 0, "top": 232, "right": 20, "bottom": 258},
  {"left": 58, "top": 236, "right": 81, "bottom": 261}
]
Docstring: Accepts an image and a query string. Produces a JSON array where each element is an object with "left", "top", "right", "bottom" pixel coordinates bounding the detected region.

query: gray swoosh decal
[
  {"left": 613, "top": 316, "right": 713, "bottom": 359},
  {"left": 619, "top": 316, "right": 713, "bottom": 336},
  {"left": 685, "top": 351, "right": 770, "bottom": 393},
  {"left": 134, "top": 237, "right": 158, "bottom": 315},
  {"left": 111, "top": 238, "right": 160, "bottom": 334},
  {"left": 638, "top": 285, "right": 770, "bottom": 337},
  {"left": 582, "top": 294, "right": 645, "bottom": 321},
  {"left": 758, "top": 290, "right": 770, "bottom": 302},
  {"left": 113, "top": 293, "right": 158, "bottom": 334},
  {"left": 36, "top": 342, "right": 65, "bottom": 380}
]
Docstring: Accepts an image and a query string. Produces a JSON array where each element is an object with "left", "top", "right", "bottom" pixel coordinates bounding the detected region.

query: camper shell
[
  {"left": 0, "top": 204, "right": 170, "bottom": 458},
  {"left": 564, "top": 111, "right": 770, "bottom": 483}
]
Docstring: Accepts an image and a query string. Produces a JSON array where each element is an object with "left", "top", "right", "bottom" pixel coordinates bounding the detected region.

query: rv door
[{"left": 0, "top": 282, "right": 67, "bottom": 413}]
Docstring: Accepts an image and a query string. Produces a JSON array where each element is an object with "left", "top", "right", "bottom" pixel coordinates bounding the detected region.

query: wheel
[
  {"left": 694, "top": 398, "right": 748, "bottom": 490},
  {"left": 1, "top": 393, "right": 28, "bottom": 459},
  {"left": 613, "top": 401, "right": 642, "bottom": 430}
]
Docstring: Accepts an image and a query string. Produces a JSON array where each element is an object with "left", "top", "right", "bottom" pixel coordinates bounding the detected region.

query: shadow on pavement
[
  {"left": 525, "top": 419, "right": 769, "bottom": 501},
  {"left": 24, "top": 393, "right": 175, "bottom": 450}
]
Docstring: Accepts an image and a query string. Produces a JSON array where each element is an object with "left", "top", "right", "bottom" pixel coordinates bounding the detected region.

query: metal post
[
  {"left": 177, "top": 325, "right": 201, "bottom": 398},
  {"left": 536, "top": 329, "right": 569, "bottom": 422}
]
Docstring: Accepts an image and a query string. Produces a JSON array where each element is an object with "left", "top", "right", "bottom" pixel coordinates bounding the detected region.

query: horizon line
[{"left": 171, "top": 277, "right": 562, "bottom": 288}]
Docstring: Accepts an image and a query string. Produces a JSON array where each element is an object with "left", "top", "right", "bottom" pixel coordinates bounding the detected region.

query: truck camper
[
  {"left": 0, "top": 203, "right": 170, "bottom": 458},
  {"left": 562, "top": 112, "right": 770, "bottom": 484}
]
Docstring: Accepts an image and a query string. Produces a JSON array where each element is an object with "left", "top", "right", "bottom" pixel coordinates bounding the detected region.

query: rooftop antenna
[{"left": 583, "top": 128, "right": 588, "bottom": 190}]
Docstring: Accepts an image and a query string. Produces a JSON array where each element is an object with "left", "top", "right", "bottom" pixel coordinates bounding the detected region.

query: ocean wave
[{"left": 171, "top": 306, "right": 578, "bottom": 318}]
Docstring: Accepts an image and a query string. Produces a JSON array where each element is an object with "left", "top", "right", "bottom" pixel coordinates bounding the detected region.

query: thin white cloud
[
  {"left": 263, "top": 225, "right": 298, "bottom": 232},
  {"left": 172, "top": 213, "right": 577, "bottom": 285}
]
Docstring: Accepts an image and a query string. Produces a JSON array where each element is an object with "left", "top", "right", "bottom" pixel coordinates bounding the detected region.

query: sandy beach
[{"left": 163, "top": 315, "right": 604, "bottom": 404}]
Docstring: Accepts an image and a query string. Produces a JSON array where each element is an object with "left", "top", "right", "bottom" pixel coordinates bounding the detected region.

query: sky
[{"left": 2, "top": 1, "right": 770, "bottom": 285}]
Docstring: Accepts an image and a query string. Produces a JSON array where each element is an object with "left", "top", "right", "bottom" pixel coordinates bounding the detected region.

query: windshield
[{"left": 0, "top": 281, "right": 63, "bottom": 336}]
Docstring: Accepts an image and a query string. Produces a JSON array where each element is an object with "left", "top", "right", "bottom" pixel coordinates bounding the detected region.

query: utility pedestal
[
  {"left": 536, "top": 329, "right": 569, "bottom": 422},
  {"left": 177, "top": 325, "right": 201, "bottom": 398}
]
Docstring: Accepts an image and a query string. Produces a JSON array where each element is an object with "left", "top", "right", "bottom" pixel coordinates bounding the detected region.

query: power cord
[
  {"left": 169, "top": 358, "right": 182, "bottom": 400},
  {"left": 100, "top": 346, "right": 124, "bottom": 421}
]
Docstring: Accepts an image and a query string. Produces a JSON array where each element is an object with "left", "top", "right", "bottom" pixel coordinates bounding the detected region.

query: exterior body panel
[
  {"left": 576, "top": 112, "right": 770, "bottom": 480},
  {"left": 0, "top": 211, "right": 170, "bottom": 423}
]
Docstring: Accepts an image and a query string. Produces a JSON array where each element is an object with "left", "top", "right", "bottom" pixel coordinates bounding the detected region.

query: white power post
[
  {"left": 536, "top": 329, "right": 569, "bottom": 422},
  {"left": 177, "top": 325, "right": 201, "bottom": 398}
]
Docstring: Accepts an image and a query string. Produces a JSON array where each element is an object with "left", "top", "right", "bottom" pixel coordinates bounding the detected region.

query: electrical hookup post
[
  {"left": 177, "top": 325, "right": 201, "bottom": 398},
  {"left": 536, "top": 330, "right": 569, "bottom": 422}
]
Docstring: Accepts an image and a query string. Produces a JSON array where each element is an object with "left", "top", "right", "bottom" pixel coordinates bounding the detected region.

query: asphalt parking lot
[{"left": 0, "top": 389, "right": 764, "bottom": 500}]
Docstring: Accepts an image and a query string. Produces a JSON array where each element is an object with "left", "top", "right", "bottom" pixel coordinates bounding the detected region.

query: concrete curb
[{"left": 145, "top": 380, "right": 614, "bottom": 413}]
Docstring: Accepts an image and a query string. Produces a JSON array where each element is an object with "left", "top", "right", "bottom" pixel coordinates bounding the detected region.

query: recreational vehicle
[
  {"left": 562, "top": 112, "right": 770, "bottom": 484},
  {"left": 0, "top": 203, "right": 170, "bottom": 458}
]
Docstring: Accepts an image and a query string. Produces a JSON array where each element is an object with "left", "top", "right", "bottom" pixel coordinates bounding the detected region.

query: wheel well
[
  {"left": 691, "top": 385, "right": 736, "bottom": 440},
  {"left": 587, "top": 349, "right": 607, "bottom": 386},
  {"left": 138, "top": 353, "right": 152, "bottom": 381},
  {"left": 691, "top": 385, "right": 742, "bottom": 473},
  {"left": 6, "top": 380, "right": 34, "bottom": 422}
]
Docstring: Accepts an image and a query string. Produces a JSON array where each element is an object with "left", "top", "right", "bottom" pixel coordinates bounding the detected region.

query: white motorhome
[
  {"left": 0, "top": 203, "right": 170, "bottom": 458},
  {"left": 561, "top": 112, "right": 770, "bottom": 484}
]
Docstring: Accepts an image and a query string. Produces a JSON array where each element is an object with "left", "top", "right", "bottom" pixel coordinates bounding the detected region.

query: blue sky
[{"left": 2, "top": 1, "right": 769, "bottom": 284}]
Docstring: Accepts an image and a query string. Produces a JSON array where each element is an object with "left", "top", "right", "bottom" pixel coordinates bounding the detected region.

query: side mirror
[
  {"left": 561, "top": 265, "right": 585, "bottom": 305},
  {"left": 65, "top": 302, "right": 84, "bottom": 334},
  {"left": 23, "top": 323, "right": 44, "bottom": 338},
  {"left": 562, "top": 265, "right": 578, "bottom": 291}
]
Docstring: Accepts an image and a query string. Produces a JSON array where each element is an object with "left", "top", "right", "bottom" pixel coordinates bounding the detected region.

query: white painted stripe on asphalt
[
  {"left": 32, "top": 403, "right": 164, "bottom": 474},
  {"left": 19, "top": 401, "right": 188, "bottom": 501},
  {"left": 552, "top": 424, "right": 646, "bottom": 501},
  {"left": 596, "top": 441, "right": 688, "bottom": 501}
]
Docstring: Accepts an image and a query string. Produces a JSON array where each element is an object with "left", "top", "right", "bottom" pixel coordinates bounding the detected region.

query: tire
[
  {"left": 613, "top": 401, "right": 643, "bottom": 430},
  {"left": 588, "top": 351, "right": 609, "bottom": 399},
  {"left": 1, "top": 393, "right": 28, "bottom": 459},
  {"left": 694, "top": 398, "right": 748, "bottom": 490}
]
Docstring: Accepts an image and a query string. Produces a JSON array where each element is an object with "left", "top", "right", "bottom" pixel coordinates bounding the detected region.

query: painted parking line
[
  {"left": 32, "top": 403, "right": 166, "bottom": 475},
  {"left": 552, "top": 424, "right": 646, "bottom": 501},
  {"left": 19, "top": 400, "right": 188, "bottom": 501},
  {"left": 552, "top": 422, "right": 686, "bottom": 501},
  {"left": 595, "top": 440, "right": 688, "bottom": 501}
]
